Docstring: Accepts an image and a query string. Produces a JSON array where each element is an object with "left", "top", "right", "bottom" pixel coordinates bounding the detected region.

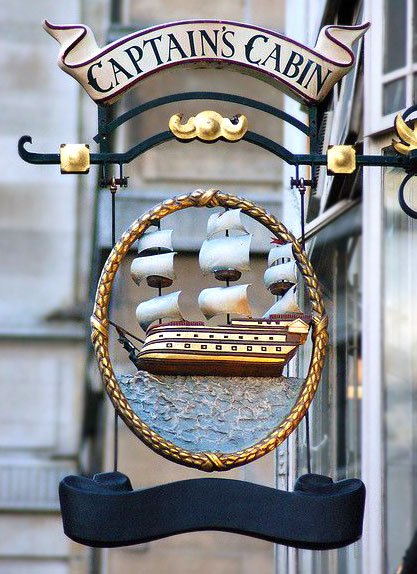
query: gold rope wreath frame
[{"left": 91, "top": 189, "right": 328, "bottom": 472}]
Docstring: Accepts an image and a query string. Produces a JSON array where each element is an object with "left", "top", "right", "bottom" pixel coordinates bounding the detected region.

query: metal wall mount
[{"left": 17, "top": 94, "right": 417, "bottom": 218}]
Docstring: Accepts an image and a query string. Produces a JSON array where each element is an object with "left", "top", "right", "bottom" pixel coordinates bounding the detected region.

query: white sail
[
  {"left": 131, "top": 252, "right": 176, "bottom": 286},
  {"left": 263, "top": 261, "right": 297, "bottom": 291},
  {"left": 207, "top": 209, "right": 249, "bottom": 238},
  {"left": 198, "top": 284, "right": 252, "bottom": 319},
  {"left": 263, "top": 286, "right": 302, "bottom": 317},
  {"left": 136, "top": 229, "right": 173, "bottom": 255},
  {"left": 268, "top": 243, "right": 293, "bottom": 267},
  {"left": 136, "top": 290, "right": 184, "bottom": 331},
  {"left": 199, "top": 235, "right": 252, "bottom": 276}
]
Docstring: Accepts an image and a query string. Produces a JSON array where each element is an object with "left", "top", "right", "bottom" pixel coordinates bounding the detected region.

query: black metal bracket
[{"left": 17, "top": 94, "right": 417, "bottom": 217}]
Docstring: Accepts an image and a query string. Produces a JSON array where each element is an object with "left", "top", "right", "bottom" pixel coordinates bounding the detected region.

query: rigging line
[
  {"left": 298, "top": 174, "right": 312, "bottom": 475},
  {"left": 110, "top": 180, "right": 119, "bottom": 473},
  {"left": 108, "top": 319, "right": 144, "bottom": 345}
]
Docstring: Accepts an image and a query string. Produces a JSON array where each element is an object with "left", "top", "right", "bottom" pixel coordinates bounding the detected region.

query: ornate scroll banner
[{"left": 44, "top": 19, "right": 369, "bottom": 105}]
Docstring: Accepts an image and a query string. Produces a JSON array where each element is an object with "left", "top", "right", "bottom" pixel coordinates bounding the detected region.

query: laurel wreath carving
[{"left": 91, "top": 189, "right": 328, "bottom": 472}]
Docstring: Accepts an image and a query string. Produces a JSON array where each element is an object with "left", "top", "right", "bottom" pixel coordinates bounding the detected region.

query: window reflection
[
  {"left": 297, "top": 205, "right": 362, "bottom": 573},
  {"left": 383, "top": 166, "right": 417, "bottom": 573}
]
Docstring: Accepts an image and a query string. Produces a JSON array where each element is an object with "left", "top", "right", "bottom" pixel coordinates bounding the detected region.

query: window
[
  {"left": 382, "top": 165, "right": 417, "bottom": 572},
  {"left": 368, "top": 0, "right": 417, "bottom": 131},
  {"left": 297, "top": 204, "right": 362, "bottom": 573}
]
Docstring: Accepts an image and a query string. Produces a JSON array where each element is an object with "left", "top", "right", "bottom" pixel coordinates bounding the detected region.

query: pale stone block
[
  {"left": 0, "top": 231, "right": 76, "bottom": 324},
  {"left": 0, "top": 560, "right": 69, "bottom": 574},
  {"left": 0, "top": 515, "right": 69, "bottom": 558},
  {"left": 108, "top": 544, "right": 243, "bottom": 574},
  {"left": 0, "top": 344, "right": 85, "bottom": 454},
  {"left": 0, "top": 183, "right": 77, "bottom": 233}
]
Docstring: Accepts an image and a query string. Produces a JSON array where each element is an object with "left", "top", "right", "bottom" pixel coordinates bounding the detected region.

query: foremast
[{"left": 131, "top": 224, "right": 185, "bottom": 331}]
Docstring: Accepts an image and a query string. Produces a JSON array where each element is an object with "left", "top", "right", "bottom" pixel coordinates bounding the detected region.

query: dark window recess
[
  {"left": 247, "top": 346, "right": 253, "bottom": 351},
  {"left": 216, "top": 345, "right": 222, "bottom": 350},
  {"left": 185, "top": 344, "right": 191, "bottom": 349},
  {"left": 201, "top": 345, "right": 207, "bottom": 349},
  {"left": 276, "top": 347, "right": 281, "bottom": 351},
  {"left": 261, "top": 346, "right": 267, "bottom": 351},
  {"left": 232, "top": 346, "right": 237, "bottom": 350},
  {"left": 166, "top": 343, "right": 173, "bottom": 348}
]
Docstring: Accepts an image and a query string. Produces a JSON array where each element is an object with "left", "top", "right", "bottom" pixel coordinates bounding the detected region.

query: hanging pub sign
[
  {"left": 44, "top": 19, "right": 369, "bottom": 105},
  {"left": 91, "top": 189, "right": 328, "bottom": 471},
  {"left": 20, "top": 15, "right": 374, "bottom": 552}
]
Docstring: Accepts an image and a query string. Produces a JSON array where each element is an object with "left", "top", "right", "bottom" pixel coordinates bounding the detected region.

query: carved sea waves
[{"left": 120, "top": 372, "right": 304, "bottom": 453}]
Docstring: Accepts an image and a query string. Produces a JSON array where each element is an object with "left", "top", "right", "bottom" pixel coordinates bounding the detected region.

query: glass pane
[
  {"left": 414, "top": 0, "right": 417, "bottom": 61},
  {"left": 383, "top": 78, "right": 406, "bottom": 115},
  {"left": 384, "top": 0, "right": 407, "bottom": 73},
  {"left": 297, "top": 206, "right": 363, "bottom": 574},
  {"left": 413, "top": 73, "right": 417, "bottom": 104},
  {"left": 383, "top": 167, "right": 417, "bottom": 573}
]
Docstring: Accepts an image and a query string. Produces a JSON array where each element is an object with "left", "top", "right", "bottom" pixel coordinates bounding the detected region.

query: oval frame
[{"left": 91, "top": 189, "right": 328, "bottom": 472}]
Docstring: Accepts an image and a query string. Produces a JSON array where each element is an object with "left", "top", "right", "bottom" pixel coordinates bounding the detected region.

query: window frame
[{"left": 366, "top": 0, "right": 415, "bottom": 134}]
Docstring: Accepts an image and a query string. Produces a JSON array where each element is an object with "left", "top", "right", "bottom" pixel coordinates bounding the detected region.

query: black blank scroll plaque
[{"left": 59, "top": 471, "right": 365, "bottom": 550}]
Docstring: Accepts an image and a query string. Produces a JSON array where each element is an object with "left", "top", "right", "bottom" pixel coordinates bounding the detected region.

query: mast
[
  {"left": 131, "top": 228, "right": 176, "bottom": 288},
  {"left": 199, "top": 235, "right": 251, "bottom": 279},
  {"left": 198, "top": 209, "right": 253, "bottom": 322},
  {"left": 198, "top": 284, "right": 252, "bottom": 320},
  {"left": 132, "top": 225, "right": 185, "bottom": 331},
  {"left": 206, "top": 209, "right": 249, "bottom": 238},
  {"left": 264, "top": 242, "right": 299, "bottom": 295},
  {"left": 199, "top": 208, "right": 252, "bottom": 281},
  {"left": 263, "top": 286, "right": 302, "bottom": 317},
  {"left": 136, "top": 291, "right": 184, "bottom": 331}
]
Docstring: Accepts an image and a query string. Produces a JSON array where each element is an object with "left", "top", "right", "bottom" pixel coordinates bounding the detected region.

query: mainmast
[{"left": 198, "top": 209, "right": 253, "bottom": 320}]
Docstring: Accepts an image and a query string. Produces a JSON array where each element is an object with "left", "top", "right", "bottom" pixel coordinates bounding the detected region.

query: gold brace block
[
  {"left": 327, "top": 145, "right": 356, "bottom": 175},
  {"left": 60, "top": 144, "right": 90, "bottom": 174}
]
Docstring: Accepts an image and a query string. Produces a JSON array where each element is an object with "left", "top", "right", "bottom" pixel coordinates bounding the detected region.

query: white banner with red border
[{"left": 44, "top": 19, "right": 369, "bottom": 105}]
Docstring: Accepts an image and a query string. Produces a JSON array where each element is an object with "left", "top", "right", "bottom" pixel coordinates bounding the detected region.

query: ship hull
[{"left": 136, "top": 315, "right": 310, "bottom": 377}]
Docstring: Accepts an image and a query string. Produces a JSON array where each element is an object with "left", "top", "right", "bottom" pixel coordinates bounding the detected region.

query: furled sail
[
  {"left": 198, "top": 284, "right": 252, "bottom": 320},
  {"left": 207, "top": 209, "right": 249, "bottom": 238},
  {"left": 131, "top": 253, "right": 176, "bottom": 287},
  {"left": 263, "top": 286, "right": 302, "bottom": 317},
  {"left": 136, "top": 229, "right": 173, "bottom": 255},
  {"left": 264, "top": 261, "right": 297, "bottom": 292},
  {"left": 136, "top": 290, "right": 184, "bottom": 331},
  {"left": 268, "top": 243, "right": 293, "bottom": 267},
  {"left": 199, "top": 235, "right": 252, "bottom": 276}
]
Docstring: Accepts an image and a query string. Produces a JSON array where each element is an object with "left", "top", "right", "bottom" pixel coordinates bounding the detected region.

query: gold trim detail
[
  {"left": 392, "top": 113, "right": 417, "bottom": 154},
  {"left": 59, "top": 143, "right": 90, "bottom": 174},
  {"left": 169, "top": 111, "right": 248, "bottom": 142},
  {"left": 327, "top": 145, "right": 356, "bottom": 174},
  {"left": 91, "top": 189, "right": 328, "bottom": 472}
]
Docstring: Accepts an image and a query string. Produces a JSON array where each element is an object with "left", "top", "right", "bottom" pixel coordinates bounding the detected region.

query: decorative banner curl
[{"left": 44, "top": 19, "right": 369, "bottom": 105}]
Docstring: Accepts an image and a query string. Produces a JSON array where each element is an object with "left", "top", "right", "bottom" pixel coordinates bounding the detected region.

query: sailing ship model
[{"left": 129, "top": 210, "right": 311, "bottom": 377}]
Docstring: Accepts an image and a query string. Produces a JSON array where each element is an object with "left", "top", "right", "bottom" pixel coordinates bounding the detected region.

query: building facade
[{"left": 1, "top": 0, "right": 416, "bottom": 573}]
